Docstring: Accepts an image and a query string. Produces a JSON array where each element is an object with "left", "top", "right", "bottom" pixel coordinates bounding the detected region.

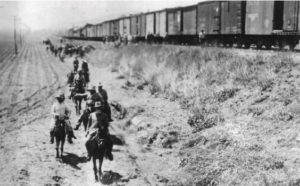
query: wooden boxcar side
[
  {"left": 167, "top": 7, "right": 182, "bottom": 35},
  {"left": 182, "top": 5, "right": 197, "bottom": 35},
  {"left": 146, "top": 12, "right": 155, "bottom": 36},
  {"left": 155, "top": 10, "right": 167, "bottom": 38},
  {"left": 245, "top": 1, "right": 274, "bottom": 35},
  {"left": 221, "top": 1, "right": 245, "bottom": 34},
  {"left": 197, "top": 1, "right": 221, "bottom": 35},
  {"left": 283, "top": 1, "right": 300, "bottom": 32},
  {"left": 140, "top": 14, "right": 147, "bottom": 37}
]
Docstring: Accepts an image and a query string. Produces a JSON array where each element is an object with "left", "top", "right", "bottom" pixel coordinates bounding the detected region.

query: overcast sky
[{"left": 0, "top": 0, "right": 200, "bottom": 33}]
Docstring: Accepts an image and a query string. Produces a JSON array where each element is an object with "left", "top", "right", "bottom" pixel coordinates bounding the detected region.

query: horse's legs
[
  {"left": 61, "top": 138, "right": 65, "bottom": 157},
  {"left": 75, "top": 99, "right": 80, "bottom": 115},
  {"left": 83, "top": 119, "right": 87, "bottom": 132},
  {"left": 99, "top": 156, "right": 103, "bottom": 179},
  {"left": 79, "top": 98, "right": 82, "bottom": 113},
  {"left": 55, "top": 138, "right": 60, "bottom": 158},
  {"left": 93, "top": 157, "right": 98, "bottom": 182}
]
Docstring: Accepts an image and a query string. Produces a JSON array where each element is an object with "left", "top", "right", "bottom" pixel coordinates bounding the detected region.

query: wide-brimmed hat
[
  {"left": 86, "top": 100, "right": 94, "bottom": 106},
  {"left": 55, "top": 92, "right": 65, "bottom": 99},
  {"left": 87, "top": 84, "right": 95, "bottom": 91},
  {"left": 94, "top": 101, "right": 103, "bottom": 108}
]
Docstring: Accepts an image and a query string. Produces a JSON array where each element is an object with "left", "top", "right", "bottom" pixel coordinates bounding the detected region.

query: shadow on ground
[
  {"left": 110, "top": 134, "right": 125, "bottom": 146},
  {"left": 62, "top": 152, "right": 87, "bottom": 170},
  {"left": 100, "top": 170, "right": 123, "bottom": 185}
]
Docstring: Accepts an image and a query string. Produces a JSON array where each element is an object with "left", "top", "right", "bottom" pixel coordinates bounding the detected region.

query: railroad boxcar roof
[
  {"left": 181, "top": 4, "right": 197, "bottom": 11},
  {"left": 198, "top": 0, "right": 218, "bottom": 5},
  {"left": 166, "top": 6, "right": 182, "bottom": 12}
]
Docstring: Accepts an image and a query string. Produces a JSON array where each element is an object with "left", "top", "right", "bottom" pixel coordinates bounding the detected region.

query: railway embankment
[{"left": 86, "top": 44, "right": 300, "bottom": 185}]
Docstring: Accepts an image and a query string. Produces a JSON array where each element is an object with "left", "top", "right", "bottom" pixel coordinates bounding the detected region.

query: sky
[{"left": 0, "top": 0, "right": 200, "bottom": 33}]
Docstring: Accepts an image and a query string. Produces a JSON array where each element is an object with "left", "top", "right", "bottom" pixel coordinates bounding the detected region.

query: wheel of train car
[
  {"left": 289, "top": 43, "right": 296, "bottom": 50},
  {"left": 265, "top": 44, "right": 272, "bottom": 50}
]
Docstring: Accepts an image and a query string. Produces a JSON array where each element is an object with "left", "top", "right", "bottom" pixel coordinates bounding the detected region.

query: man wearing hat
[
  {"left": 73, "top": 56, "right": 79, "bottom": 66},
  {"left": 50, "top": 92, "right": 76, "bottom": 144},
  {"left": 74, "top": 84, "right": 102, "bottom": 130},
  {"left": 81, "top": 59, "right": 89, "bottom": 83},
  {"left": 85, "top": 101, "right": 113, "bottom": 161},
  {"left": 67, "top": 61, "right": 79, "bottom": 86},
  {"left": 97, "top": 82, "right": 113, "bottom": 122}
]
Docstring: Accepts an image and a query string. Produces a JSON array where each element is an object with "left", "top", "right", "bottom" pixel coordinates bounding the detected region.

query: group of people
[{"left": 50, "top": 56, "right": 113, "bottom": 161}]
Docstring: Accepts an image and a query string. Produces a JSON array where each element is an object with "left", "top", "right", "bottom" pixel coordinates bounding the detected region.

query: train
[{"left": 65, "top": 1, "right": 300, "bottom": 49}]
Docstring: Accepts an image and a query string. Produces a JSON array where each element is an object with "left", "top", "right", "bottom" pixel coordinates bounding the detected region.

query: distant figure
[
  {"left": 81, "top": 60, "right": 90, "bottom": 83},
  {"left": 199, "top": 30, "right": 205, "bottom": 44},
  {"left": 73, "top": 56, "right": 79, "bottom": 66}
]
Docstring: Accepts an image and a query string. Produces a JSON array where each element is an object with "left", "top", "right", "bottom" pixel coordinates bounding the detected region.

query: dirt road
[{"left": 0, "top": 41, "right": 191, "bottom": 185}]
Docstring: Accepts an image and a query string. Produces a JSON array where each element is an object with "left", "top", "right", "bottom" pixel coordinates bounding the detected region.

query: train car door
[{"left": 273, "top": 1, "right": 284, "bottom": 30}]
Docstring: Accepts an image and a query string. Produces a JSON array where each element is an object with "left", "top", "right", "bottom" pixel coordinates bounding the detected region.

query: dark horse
[
  {"left": 87, "top": 129, "right": 108, "bottom": 181},
  {"left": 53, "top": 119, "right": 67, "bottom": 158}
]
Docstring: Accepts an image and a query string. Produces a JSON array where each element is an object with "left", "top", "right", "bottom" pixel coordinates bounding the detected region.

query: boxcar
[
  {"left": 283, "top": 1, "right": 300, "bottom": 32},
  {"left": 245, "top": 1, "right": 274, "bottom": 35},
  {"left": 130, "top": 14, "right": 145, "bottom": 41},
  {"left": 123, "top": 17, "right": 130, "bottom": 36},
  {"left": 109, "top": 19, "right": 119, "bottom": 41},
  {"left": 155, "top": 10, "right": 167, "bottom": 38},
  {"left": 182, "top": 5, "right": 197, "bottom": 35},
  {"left": 167, "top": 7, "right": 182, "bottom": 36},
  {"left": 119, "top": 19, "right": 124, "bottom": 37},
  {"left": 221, "top": 1, "right": 245, "bottom": 35},
  {"left": 130, "top": 14, "right": 138, "bottom": 36},
  {"left": 146, "top": 12, "right": 155, "bottom": 37},
  {"left": 96, "top": 24, "right": 102, "bottom": 38},
  {"left": 197, "top": 1, "right": 220, "bottom": 35},
  {"left": 140, "top": 14, "right": 147, "bottom": 38},
  {"left": 86, "top": 24, "right": 96, "bottom": 38},
  {"left": 102, "top": 21, "right": 110, "bottom": 38}
]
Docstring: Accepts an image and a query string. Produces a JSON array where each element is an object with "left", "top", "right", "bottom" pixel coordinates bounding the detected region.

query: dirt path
[{"left": 0, "top": 41, "right": 192, "bottom": 185}]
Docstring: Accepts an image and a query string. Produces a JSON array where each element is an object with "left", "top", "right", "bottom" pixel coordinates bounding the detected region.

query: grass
[{"left": 86, "top": 43, "right": 299, "bottom": 185}]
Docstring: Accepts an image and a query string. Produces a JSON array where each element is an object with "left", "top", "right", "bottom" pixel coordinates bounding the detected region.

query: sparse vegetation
[{"left": 87, "top": 44, "right": 300, "bottom": 185}]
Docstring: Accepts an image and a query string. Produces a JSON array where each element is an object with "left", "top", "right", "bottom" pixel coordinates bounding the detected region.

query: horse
[
  {"left": 53, "top": 119, "right": 67, "bottom": 158},
  {"left": 86, "top": 129, "right": 108, "bottom": 182}
]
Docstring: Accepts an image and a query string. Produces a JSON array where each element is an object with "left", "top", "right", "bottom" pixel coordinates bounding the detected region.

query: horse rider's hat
[
  {"left": 87, "top": 84, "right": 96, "bottom": 91},
  {"left": 55, "top": 92, "right": 65, "bottom": 99},
  {"left": 98, "top": 82, "right": 102, "bottom": 87},
  {"left": 86, "top": 100, "right": 94, "bottom": 106},
  {"left": 82, "top": 59, "right": 87, "bottom": 63},
  {"left": 95, "top": 101, "right": 102, "bottom": 108}
]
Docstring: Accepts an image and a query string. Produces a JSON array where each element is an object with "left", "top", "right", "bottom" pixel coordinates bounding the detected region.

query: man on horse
[
  {"left": 72, "top": 70, "right": 86, "bottom": 114},
  {"left": 98, "top": 83, "right": 113, "bottom": 122},
  {"left": 74, "top": 84, "right": 97, "bottom": 130},
  {"left": 81, "top": 59, "right": 90, "bottom": 84},
  {"left": 50, "top": 93, "right": 76, "bottom": 144},
  {"left": 85, "top": 101, "right": 113, "bottom": 161},
  {"left": 74, "top": 57, "right": 79, "bottom": 67},
  {"left": 67, "top": 62, "right": 79, "bottom": 86}
]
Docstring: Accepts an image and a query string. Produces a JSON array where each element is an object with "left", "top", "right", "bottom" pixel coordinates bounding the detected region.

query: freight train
[{"left": 65, "top": 1, "right": 300, "bottom": 49}]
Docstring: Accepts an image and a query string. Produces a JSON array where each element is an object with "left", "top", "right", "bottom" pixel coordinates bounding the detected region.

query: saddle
[
  {"left": 54, "top": 120, "right": 67, "bottom": 132},
  {"left": 91, "top": 129, "right": 107, "bottom": 148}
]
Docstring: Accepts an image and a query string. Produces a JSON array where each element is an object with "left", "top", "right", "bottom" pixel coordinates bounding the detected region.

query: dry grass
[{"left": 87, "top": 43, "right": 300, "bottom": 185}]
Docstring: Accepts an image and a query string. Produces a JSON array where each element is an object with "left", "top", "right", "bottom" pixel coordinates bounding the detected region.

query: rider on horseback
[
  {"left": 81, "top": 59, "right": 90, "bottom": 83},
  {"left": 85, "top": 101, "right": 113, "bottom": 161},
  {"left": 74, "top": 84, "right": 98, "bottom": 130},
  {"left": 50, "top": 92, "right": 76, "bottom": 144},
  {"left": 97, "top": 82, "right": 113, "bottom": 122},
  {"left": 67, "top": 62, "right": 79, "bottom": 86},
  {"left": 74, "top": 57, "right": 79, "bottom": 67}
]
